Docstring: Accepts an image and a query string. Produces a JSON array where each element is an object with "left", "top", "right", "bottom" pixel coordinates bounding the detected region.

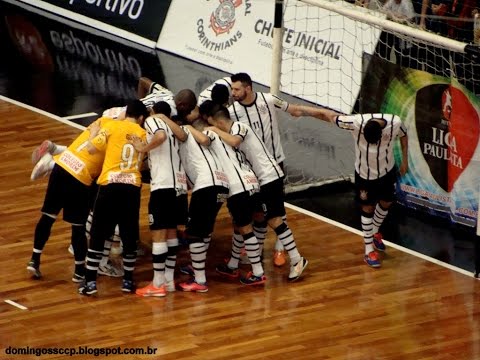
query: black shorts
[
  {"left": 355, "top": 168, "right": 397, "bottom": 205},
  {"left": 148, "top": 189, "right": 189, "bottom": 230},
  {"left": 89, "top": 183, "right": 141, "bottom": 253},
  {"left": 186, "top": 186, "right": 228, "bottom": 239},
  {"left": 256, "top": 178, "right": 286, "bottom": 220},
  {"left": 227, "top": 191, "right": 255, "bottom": 228},
  {"left": 41, "top": 164, "right": 91, "bottom": 225}
]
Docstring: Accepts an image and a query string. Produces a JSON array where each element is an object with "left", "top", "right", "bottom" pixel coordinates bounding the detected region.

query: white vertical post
[{"left": 270, "top": 0, "right": 284, "bottom": 96}]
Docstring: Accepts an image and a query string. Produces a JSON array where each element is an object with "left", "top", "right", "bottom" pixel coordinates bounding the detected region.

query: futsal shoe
[
  {"left": 121, "top": 279, "right": 136, "bottom": 293},
  {"left": 288, "top": 257, "right": 308, "bottom": 281},
  {"left": 240, "top": 272, "right": 267, "bottom": 286},
  {"left": 98, "top": 261, "right": 124, "bottom": 277},
  {"left": 78, "top": 281, "right": 97, "bottom": 295},
  {"left": 30, "top": 153, "right": 53, "bottom": 181},
  {"left": 26, "top": 260, "right": 42, "bottom": 279},
  {"left": 373, "top": 233, "right": 386, "bottom": 252},
  {"left": 215, "top": 263, "right": 240, "bottom": 279},
  {"left": 364, "top": 251, "right": 381, "bottom": 268},
  {"left": 31, "top": 140, "right": 54, "bottom": 164},
  {"left": 135, "top": 283, "right": 166, "bottom": 297},
  {"left": 179, "top": 279, "right": 208, "bottom": 293},
  {"left": 273, "top": 249, "right": 287, "bottom": 267}
]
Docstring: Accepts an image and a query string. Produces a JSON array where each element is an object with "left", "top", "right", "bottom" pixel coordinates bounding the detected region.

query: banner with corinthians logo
[
  {"left": 360, "top": 56, "right": 480, "bottom": 228},
  {"left": 157, "top": 0, "right": 381, "bottom": 114}
]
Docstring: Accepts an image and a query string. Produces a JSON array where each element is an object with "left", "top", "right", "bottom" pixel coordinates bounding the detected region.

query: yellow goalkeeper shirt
[
  {"left": 90, "top": 119, "right": 146, "bottom": 187},
  {"left": 54, "top": 117, "right": 114, "bottom": 186}
]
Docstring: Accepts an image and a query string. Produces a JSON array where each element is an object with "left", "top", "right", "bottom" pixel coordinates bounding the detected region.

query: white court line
[
  {"left": 284, "top": 202, "right": 475, "bottom": 278},
  {"left": 0, "top": 94, "right": 474, "bottom": 280},
  {"left": 62, "top": 112, "right": 98, "bottom": 121},
  {"left": 0, "top": 95, "right": 86, "bottom": 131},
  {"left": 5, "top": 300, "right": 28, "bottom": 310}
]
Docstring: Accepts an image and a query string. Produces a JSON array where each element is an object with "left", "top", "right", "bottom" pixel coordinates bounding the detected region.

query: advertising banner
[
  {"left": 158, "top": 0, "right": 381, "bottom": 114},
  {"left": 0, "top": 1, "right": 164, "bottom": 118},
  {"left": 14, "top": 0, "right": 170, "bottom": 44},
  {"left": 360, "top": 56, "right": 480, "bottom": 228}
]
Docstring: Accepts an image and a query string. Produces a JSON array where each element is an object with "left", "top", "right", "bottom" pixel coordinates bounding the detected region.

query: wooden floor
[{"left": 0, "top": 99, "right": 479, "bottom": 360}]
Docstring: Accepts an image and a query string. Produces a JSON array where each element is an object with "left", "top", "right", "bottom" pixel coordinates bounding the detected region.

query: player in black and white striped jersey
[
  {"left": 208, "top": 105, "right": 308, "bottom": 282},
  {"left": 228, "top": 72, "right": 328, "bottom": 267},
  {"left": 129, "top": 101, "right": 190, "bottom": 297},
  {"left": 197, "top": 76, "right": 232, "bottom": 106},
  {"left": 313, "top": 108, "right": 409, "bottom": 268},
  {"left": 160, "top": 104, "right": 230, "bottom": 293},
  {"left": 198, "top": 108, "right": 265, "bottom": 286}
]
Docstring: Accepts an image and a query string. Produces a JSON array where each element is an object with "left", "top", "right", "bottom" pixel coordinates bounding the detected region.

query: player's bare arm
[
  {"left": 87, "top": 121, "right": 101, "bottom": 140},
  {"left": 206, "top": 126, "right": 242, "bottom": 148},
  {"left": 399, "top": 134, "right": 409, "bottom": 176},
  {"left": 287, "top": 104, "right": 339, "bottom": 122},
  {"left": 128, "top": 131, "right": 166, "bottom": 153},
  {"left": 186, "top": 125, "right": 210, "bottom": 146},
  {"left": 137, "top": 76, "right": 154, "bottom": 99},
  {"left": 159, "top": 114, "right": 188, "bottom": 142}
]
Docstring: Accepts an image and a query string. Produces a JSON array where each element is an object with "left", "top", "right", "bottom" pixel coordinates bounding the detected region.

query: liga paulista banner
[
  {"left": 158, "top": 0, "right": 381, "bottom": 114},
  {"left": 360, "top": 56, "right": 480, "bottom": 227},
  {"left": 16, "top": 0, "right": 171, "bottom": 43}
]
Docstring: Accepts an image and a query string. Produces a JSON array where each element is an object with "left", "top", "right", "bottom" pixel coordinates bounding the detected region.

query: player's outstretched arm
[{"left": 287, "top": 104, "right": 340, "bottom": 123}]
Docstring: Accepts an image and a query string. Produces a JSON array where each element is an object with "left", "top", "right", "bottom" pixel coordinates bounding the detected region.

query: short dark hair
[
  {"left": 363, "top": 120, "right": 382, "bottom": 144},
  {"left": 211, "top": 104, "right": 231, "bottom": 121},
  {"left": 199, "top": 100, "right": 215, "bottom": 118},
  {"left": 211, "top": 84, "right": 230, "bottom": 105},
  {"left": 152, "top": 101, "right": 171, "bottom": 117},
  {"left": 125, "top": 99, "right": 149, "bottom": 120},
  {"left": 231, "top": 72, "right": 252, "bottom": 87}
]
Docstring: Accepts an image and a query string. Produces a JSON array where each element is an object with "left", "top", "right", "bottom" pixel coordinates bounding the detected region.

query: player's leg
[
  {"left": 355, "top": 172, "right": 381, "bottom": 268},
  {"left": 136, "top": 189, "right": 178, "bottom": 297},
  {"left": 179, "top": 186, "right": 228, "bottom": 292},
  {"left": 27, "top": 165, "right": 65, "bottom": 278},
  {"left": 371, "top": 169, "right": 397, "bottom": 252},
  {"left": 79, "top": 185, "right": 117, "bottom": 295},
  {"left": 263, "top": 178, "right": 308, "bottom": 282},
  {"left": 117, "top": 185, "right": 142, "bottom": 294}
]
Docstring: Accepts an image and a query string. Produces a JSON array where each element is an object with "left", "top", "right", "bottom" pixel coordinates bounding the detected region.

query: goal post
[{"left": 273, "top": 0, "right": 480, "bottom": 232}]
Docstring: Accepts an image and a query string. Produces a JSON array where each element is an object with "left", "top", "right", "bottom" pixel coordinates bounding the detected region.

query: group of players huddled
[{"left": 27, "top": 72, "right": 409, "bottom": 296}]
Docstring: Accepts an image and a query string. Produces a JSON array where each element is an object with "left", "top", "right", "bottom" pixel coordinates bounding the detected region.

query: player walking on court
[{"left": 311, "top": 108, "right": 408, "bottom": 267}]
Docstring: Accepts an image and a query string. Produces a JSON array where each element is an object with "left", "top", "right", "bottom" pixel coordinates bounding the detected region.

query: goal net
[{"left": 279, "top": 0, "right": 480, "bottom": 195}]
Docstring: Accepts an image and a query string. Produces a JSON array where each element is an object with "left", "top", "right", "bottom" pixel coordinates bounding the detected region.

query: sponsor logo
[
  {"left": 210, "top": 0, "right": 242, "bottom": 36},
  {"left": 108, "top": 172, "right": 136, "bottom": 184},
  {"left": 59, "top": 151, "right": 85, "bottom": 174},
  {"left": 197, "top": 0, "right": 252, "bottom": 51}
]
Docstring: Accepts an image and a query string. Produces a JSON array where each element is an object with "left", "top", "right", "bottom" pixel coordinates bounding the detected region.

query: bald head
[{"left": 175, "top": 89, "right": 197, "bottom": 117}]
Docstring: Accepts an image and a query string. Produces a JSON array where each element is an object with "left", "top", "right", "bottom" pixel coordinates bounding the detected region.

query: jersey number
[{"left": 120, "top": 144, "right": 142, "bottom": 170}]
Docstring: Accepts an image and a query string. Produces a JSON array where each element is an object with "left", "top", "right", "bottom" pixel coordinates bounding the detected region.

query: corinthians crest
[{"left": 210, "top": 0, "right": 242, "bottom": 36}]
